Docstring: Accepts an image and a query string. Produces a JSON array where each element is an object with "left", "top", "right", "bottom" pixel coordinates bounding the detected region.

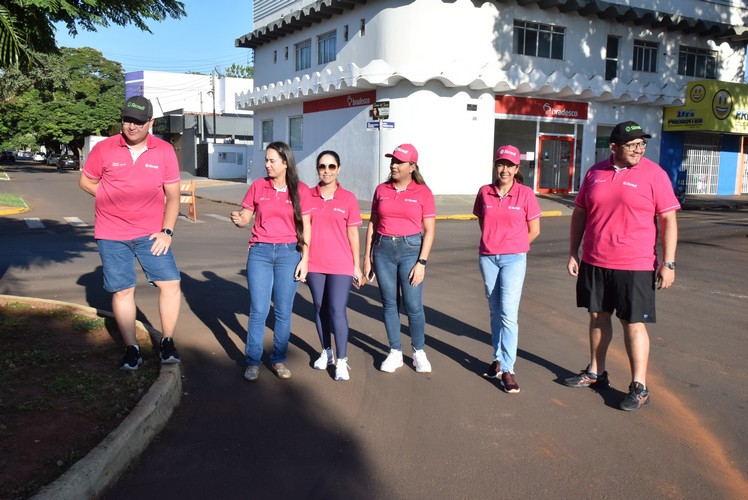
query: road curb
[
  {"left": 0, "top": 295, "right": 184, "bottom": 500},
  {"left": 0, "top": 206, "right": 29, "bottom": 216}
]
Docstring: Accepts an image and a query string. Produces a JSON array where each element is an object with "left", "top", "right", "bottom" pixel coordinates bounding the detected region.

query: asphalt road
[{"left": 1, "top": 163, "right": 747, "bottom": 499}]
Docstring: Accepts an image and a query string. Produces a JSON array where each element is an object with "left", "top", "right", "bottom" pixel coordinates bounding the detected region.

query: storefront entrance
[{"left": 537, "top": 135, "right": 574, "bottom": 193}]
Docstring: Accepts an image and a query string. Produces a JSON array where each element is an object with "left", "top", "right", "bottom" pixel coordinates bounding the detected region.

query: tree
[
  {"left": 0, "top": 47, "right": 124, "bottom": 154},
  {"left": 222, "top": 63, "right": 254, "bottom": 80},
  {"left": 0, "top": 0, "right": 186, "bottom": 69}
]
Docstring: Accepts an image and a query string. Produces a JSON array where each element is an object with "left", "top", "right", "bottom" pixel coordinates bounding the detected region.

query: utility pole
[{"left": 211, "top": 69, "right": 217, "bottom": 144}]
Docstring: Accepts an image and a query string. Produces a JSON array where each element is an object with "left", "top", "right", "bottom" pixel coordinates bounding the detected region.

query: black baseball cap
[
  {"left": 610, "top": 121, "right": 652, "bottom": 144},
  {"left": 122, "top": 96, "right": 153, "bottom": 122}
]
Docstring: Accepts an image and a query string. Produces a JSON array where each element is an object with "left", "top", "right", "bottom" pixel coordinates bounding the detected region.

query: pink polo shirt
[
  {"left": 307, "top": 183, "right": 362, "bottom": 276},
  {"left": 82, "top": 134, "right": 180, "bottom": 240},
  {"left": 473, "top": 182, "right": 542, "bottom": 255},
  {"left": 241, "top": 177, "right": 311, "bottom": 245},
  {"left": 576, "top": 156, "right": 681, "bottom": 271},
  {"left": 371, "top": 181, "right": 436, "bottom": 236}
]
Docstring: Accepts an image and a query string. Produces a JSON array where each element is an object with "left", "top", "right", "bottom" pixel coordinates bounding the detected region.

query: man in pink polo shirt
[
  {"left": 80, "top": 96, "right": 182, "bottom": 371},
  {"left": 565, "top": 121, "right": 680, "bottom": 411}
]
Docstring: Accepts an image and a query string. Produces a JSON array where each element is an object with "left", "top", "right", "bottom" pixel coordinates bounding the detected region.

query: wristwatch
[
  {"left": 663, "top": 261, "right": 676, "bottom": 270},
  {"left": 417, "top": 258, "right": 427, "bottom": 265},
  {"left": 162, "top": 228, "right": 174, "bottom": 237}
]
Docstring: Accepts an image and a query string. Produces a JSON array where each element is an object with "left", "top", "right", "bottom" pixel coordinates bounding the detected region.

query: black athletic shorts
[{"left": 576, "top": 261, "right": 656, "bottom": 323}]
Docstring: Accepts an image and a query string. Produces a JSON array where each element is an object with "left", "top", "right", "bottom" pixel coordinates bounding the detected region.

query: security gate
[{"left": 682, "top": 133, "right": 720, "bottom": 195}]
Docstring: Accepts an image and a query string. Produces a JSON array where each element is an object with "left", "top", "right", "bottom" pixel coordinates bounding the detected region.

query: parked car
[
  {"left": 57, "top": 155, "right": 80, "bottom": 170},
  {"left": 15, "top": 150, "right": 32, "bottom": 160},
  {"left": 0, "top": 150, "right": 14, "bottom": 163},
  {"left": 46, "top": 153, "right": 60, "bottom": 166},
  {"left": 32, "top": 152, "right": 46, "bottom": 163}
]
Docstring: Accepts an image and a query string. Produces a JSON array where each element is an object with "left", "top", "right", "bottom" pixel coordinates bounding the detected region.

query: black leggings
[{"left": 307, "top": 273, "right": 353, "bottom": 358}]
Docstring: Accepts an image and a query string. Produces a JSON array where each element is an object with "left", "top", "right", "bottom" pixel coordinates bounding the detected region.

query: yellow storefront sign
[{"left": 663, "top": 80, "right": 748, "bottom": 133}]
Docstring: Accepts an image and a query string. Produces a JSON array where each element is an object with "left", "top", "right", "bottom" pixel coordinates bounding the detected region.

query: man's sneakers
[
  {"left": 120, "top": 345, "right": 142, "bottom": 371},
  {"left": 563, "top": 366, "right": 610, "bottom": 389},
  {"left": 244, "top": 365, "right": 260, "bottom": 382},
  {"left": 380, "top": 349, "right": 404, "bottom": 372},
  {"left": 159, "top": 337, "right": 180, "bottom": 364},
  {"left": 619, "top": 381, "right": 650, "bottom": 411},
  {"left": 313, "top": 348, "right": 335, "bottom": 370},
  {"left": 501, "top": 371, "right": 520, "bottom": 394},
  {"left": 412, "top": 349, "right": 432, "bottom": 373},
  {"left": 482, "top": 360, "right": 501, "bottom": 379}
]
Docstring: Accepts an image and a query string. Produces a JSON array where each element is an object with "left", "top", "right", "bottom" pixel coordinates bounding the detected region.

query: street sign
[
  {"left": 366, "top": 121, "right": 395, "bottom": 130},
  {"left": 381, "top": 121, "right": 395, "bottom": 129},
  {"left": 367, "top": 121, "right": 380, "bottom": 130}
]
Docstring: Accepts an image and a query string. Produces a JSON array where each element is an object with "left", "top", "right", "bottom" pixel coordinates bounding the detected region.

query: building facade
[{"left": 237, "top": 0, "right": 748, "bottom": 199}]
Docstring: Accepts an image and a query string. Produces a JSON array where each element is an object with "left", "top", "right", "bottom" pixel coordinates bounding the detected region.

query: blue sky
[{"left": 54, "top": 1, "right": 254, "bottom": 75}]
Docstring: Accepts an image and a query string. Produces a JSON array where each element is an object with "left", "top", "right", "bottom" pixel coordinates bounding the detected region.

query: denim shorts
[{"left": 97, "top": 236, "right": 181, "bottom": 293}]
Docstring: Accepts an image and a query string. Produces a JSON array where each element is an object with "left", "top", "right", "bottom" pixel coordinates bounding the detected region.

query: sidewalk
[{"left": 184, "top": 175, "right": 748, "bottom": 217}]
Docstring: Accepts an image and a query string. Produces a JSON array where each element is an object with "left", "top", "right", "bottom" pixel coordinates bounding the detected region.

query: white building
[{"left": 236, "top": 0, "right": 748, "bottom": 199}]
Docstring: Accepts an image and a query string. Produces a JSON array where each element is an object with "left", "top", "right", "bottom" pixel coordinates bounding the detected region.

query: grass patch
[{"left": 0, "top": 192, "right": 27, "bottom": 207}]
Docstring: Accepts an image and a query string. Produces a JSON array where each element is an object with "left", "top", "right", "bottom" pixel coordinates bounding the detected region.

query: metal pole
[{"left": 212, "top": 71, "right": 217, "bottom": 144}]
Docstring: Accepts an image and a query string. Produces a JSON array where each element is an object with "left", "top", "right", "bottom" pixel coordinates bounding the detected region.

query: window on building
[
  {"left": 344, "top": 25, "right": 349, "bottom": 42},
  {"left": 295, "top": 39, "right": 311, "bottom": 71},
  {"left": 289, "top": 116, "right": 303, "bottom": 150},
  {"left": 360, "top": 18, "right": 366, "bottom": 36},
  {"left": 605, "top": 36, "right": 619, "bottom": 81},
  {"left": 678, "top": 46, "right": 717, "bottom": 78},
  {"left": 262, "top": 120, "right": 273, "bottom": 149},
  {"left": 285, "top": 47, "right": 288, "bottom": 60},
  {"left": 633, "top": 40, "right": 658, "bottom": 73},
  {"left": 273, "top": 50, "right": 277, "bottom": 64},
  {"left": 318, "top": 31, "right": 336, "bottom": 65},
  {"left": 514, "top": 20, "right": 565, "bottom": 60}
]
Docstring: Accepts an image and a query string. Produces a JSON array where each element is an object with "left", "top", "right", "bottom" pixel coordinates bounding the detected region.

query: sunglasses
[{"left": 317, "top": 163, "right": 339, "bottom": 171}]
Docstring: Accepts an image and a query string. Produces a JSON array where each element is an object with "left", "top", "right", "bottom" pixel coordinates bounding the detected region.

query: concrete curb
[
  {"left": 0, "top": 295, "right": 183, "bottom": 500},
  {"left": 0, "top": 206, "right": 29, "bottom": 216}
]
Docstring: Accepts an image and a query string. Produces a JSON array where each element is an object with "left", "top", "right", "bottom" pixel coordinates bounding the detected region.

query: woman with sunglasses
[
  {"left": 231, "top": 142, "right": 311, "bottom": 382},
  {"left": 364, "top": 143, "right": 436, "bottom": 374},
  {"left": 307, "top": 151, "right": 364, "bottom": 381},
  {"left": 473, "top": 145, "right": 541, "bottom": 394}
]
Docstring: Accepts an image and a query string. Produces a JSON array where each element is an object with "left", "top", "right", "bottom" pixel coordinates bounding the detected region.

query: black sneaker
[
  {"left": 563, "top": 367, "right": 610, "bottom": 389},
  {"left": 159, "top": 337, "right": 181, "bottom": 364},
  {"left": 619, "top": 382, "right": 650, "bottom": 411},
  {"left": 482, "top": 360, "right": 501, "bottom": 379},
  {"left": 120, "top": 345, "right": 142, "bottom": 371}
]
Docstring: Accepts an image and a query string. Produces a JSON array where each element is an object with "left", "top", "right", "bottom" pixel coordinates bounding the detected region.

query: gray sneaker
[{"left": 244, "top": 365, "right": 260, "bottom": 382}]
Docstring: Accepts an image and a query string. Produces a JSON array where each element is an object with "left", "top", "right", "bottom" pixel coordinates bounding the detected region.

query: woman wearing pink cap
[
  {"left": 364, "top": 143, "right": 436, "bottom": 373},
  {"left": 473, "top": 145, "right": 541, "bottom": 393},
  {"left": 307, "top": 150, "right": 364, "bottom": 381}
]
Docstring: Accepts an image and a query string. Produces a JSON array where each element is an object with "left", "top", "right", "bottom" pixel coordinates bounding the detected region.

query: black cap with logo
[
  {"left": 122, "top": 96, "right": 153, "bottom": 122},
  {"left": 610, "top": 121, "right": 652, "bottom": 145}
]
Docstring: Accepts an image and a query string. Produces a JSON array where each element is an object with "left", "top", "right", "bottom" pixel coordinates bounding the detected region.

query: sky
[{"left": 54, "top": 1, "right": 255, "bottom": 75}]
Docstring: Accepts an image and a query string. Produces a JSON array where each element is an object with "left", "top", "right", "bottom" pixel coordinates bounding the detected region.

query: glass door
[{"left": 537, "top": 135, "right": 574, "bottom": 193}]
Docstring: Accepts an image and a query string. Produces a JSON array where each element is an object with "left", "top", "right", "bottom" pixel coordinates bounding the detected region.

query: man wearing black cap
[
  {"left": 564, "top": 121, "right": 680, "bottom": 411},
  {"left": 80, "top": 96, "right": 183, "bottom": 370}
]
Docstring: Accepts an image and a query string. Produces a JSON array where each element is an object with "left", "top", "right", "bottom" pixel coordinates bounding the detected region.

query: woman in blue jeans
[
  {"left": 473, "top": 145, "right": 541, "bottom": 394},
  {"left": 364, "top": 143, "right": 436, "bottom": 373},
  {"left": 231, "top": 142, "right": 311, "bottom": 381}
]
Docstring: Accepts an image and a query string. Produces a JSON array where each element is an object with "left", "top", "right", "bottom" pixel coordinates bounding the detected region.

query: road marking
[
  {"left": 178, "top": 214, "right": 203, "bottom": 223},
  {"left": 24, "top": 218, "right": 44, "bottom": 229},
  {"left": 205, "top": 214, "right": 231, "bottom": 222},
  {"left": 64, "top": 217, "right": 88, "bottom": 227}
]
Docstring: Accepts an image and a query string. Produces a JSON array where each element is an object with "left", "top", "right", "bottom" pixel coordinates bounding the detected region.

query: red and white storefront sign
[
  {"left": 303, "top": 90, "right": 377, "bottom": 114},
  {"left": 495, "top": 95, "right": 588, "bottom": 120}
]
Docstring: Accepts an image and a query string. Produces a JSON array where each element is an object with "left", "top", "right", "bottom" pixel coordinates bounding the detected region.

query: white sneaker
[
  {"left": 380, "top": 349, "right": 404, "bottom": 373},
  {"left": 413, "top": 349, "right": 432, "bottom": 373},
  {"left": 334, "top": 357, "right": 350, "bottom": 381},
  {"left": 313, "top": 348, "right": 334, "bottom": 370}
]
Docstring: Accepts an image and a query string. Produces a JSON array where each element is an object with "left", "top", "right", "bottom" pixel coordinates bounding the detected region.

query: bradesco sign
[
  {"left": 663, "top": 80, "right": 748, "bottom": 133},
  {"left": 495, "top": 95, "right": 588, "bottom": 120},
  {"left": 303, "top": 90, "right": 377, "bottom": 114}
]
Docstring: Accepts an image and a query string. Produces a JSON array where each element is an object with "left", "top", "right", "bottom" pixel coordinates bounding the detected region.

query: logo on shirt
[
  {"left": 112, "top": 162, "right": 127, "bottom": 167},
  {"left": 623, "top": 181, "right": 638, "bottom": 188},
  {"left": 333, "top": 207, "right": 346, "bottom": 214},
  {"left": 594, "top": 179, "right": 607, "bottom": 184},
  {"left": 404, "top": 198, "right": 418, "bottom": 203},
  {"left": 508, "top": 206, "right": 521, "bottom": 210},
  {"left": 144, "top": 163, "right": 159, "bottom": 169}
]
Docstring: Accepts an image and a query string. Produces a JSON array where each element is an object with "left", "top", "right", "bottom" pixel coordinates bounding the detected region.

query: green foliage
[
  {"left": 0, "top": 47, "right": 124, "bottom": 154},
  {"left": 222, "top": 63, "right": 254, "bottom": 79},
  {"left": 0, "top": 0, "right": 186, "bottom": 70}
]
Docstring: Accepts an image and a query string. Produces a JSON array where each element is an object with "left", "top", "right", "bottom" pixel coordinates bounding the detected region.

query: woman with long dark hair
[
  {"left": 307, "top": 150, "right": 364, "bottom": 381},
  {"left": 364, "top": 143, "right": 436, "bottom": 374},
  {"left": 473, "top": 145, "right": 541, "bottom": 394},
  {"left": 231, "top": 142, "right": 311, "bottom": 381}
]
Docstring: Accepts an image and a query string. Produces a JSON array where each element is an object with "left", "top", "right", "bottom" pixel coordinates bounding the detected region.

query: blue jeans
[
  {"left": 245, "top": 243, "right": 300, "bottom": 366},
  {"left": 372, "top": 234, "right": 426, "bottom": 351},
  {"left": 97, "top": 236, "right": 180, "bottom": 293},
  {"left": 479, "top": 253, "right": 527, "bottom": 373}
]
